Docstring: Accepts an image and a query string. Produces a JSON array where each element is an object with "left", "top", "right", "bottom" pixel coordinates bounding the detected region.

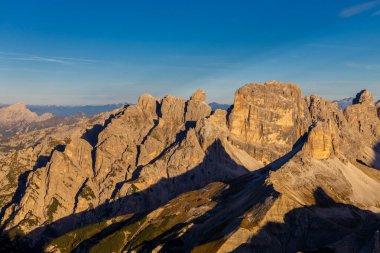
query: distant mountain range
[
  {"left": 0, "top": 103, "right": 124, "bottom": 117},
  {"left": 27, "top": 104, "right": 125, "bottom": 116},
  {"left": 0, "top": 102, "right": 231, "bottom": 118},
  {"left": 209, "top": 102, "right": 231, "bottom": 111},
  {"left": 0, "top": 103, "right": 88, "bottom": 138},
  {"left": 333, "top": 97, "right": 354, "bottom": 110}
]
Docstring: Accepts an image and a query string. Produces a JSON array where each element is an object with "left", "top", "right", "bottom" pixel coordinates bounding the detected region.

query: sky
[{"left": 0, "top": 0, "right": 380, "bottom": 105}]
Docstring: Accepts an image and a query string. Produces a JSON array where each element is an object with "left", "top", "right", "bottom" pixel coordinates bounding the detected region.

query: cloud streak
[
  {"left": 372, "top": 9, "right": 380, "bottom": 16},
  {"left": 0, "top": 52, "right": 96, "bottom": 65},
  {"left": 339, "top": 1, "right": 380, "bottom": 18},
  {"left": 345, "top": 61, "right": 380, "bottom": 70},
  {"left": 310, "top": 43, "right": 380, "bottom": 52}
]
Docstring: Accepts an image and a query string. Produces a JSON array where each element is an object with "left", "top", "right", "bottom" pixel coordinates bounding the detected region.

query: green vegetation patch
[
  {"left": 89, "top": 216, "right": 148, "bottom": 253},
  {"left": 45, "top": 214, "right": 133, "bottom": 253},
  {"left": 79, "top": 185, "right": 96, "bottom": 201},
  {"left": 47, "top": 197, "right": 63, "bottom": 222}
]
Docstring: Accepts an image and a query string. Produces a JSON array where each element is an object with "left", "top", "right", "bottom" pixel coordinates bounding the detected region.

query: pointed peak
[
  {"left": 136, "top": 93, "right": 158, "bottom": 115},
  {"left": 353, "top": 89, "right": 373, "bottom": 105},
  {"left": 14, "top": 101, "right": 26, "bottom": 106},
  {"left": 190, "top": 88, "right": 206, "bottom": 102},
  {"left": 137, "top": 93, "right": 156, "bottom": 105},
  {"left": 7, "top": 102, "right": 28, "bottom": 110}
]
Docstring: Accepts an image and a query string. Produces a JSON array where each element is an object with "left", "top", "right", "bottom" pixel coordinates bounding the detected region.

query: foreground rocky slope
[{"left": 0, "top": 81, "right": 379, "bottom": 252}]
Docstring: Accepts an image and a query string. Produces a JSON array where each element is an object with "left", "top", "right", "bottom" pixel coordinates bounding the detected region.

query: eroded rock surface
[
  {"left": 228, "top": 81, "right": 311, "bottom": 164},
  {"left": 344, "top": 90, "right": 380, "bottom": 145}
]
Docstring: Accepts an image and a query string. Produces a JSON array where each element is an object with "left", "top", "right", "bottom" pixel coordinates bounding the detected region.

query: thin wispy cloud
[
  {"left": 372, "top": 9, "right": 380, "bottom": 16},
  {"left": 345, "top": 61, "right": 380, "bottom": 70},
  {"left": 0, "top": 67, "right": 47, "bottom": 73},
  {"left": 310, "top": 43, "right": 380, "bottom": 52},
  {"left": 0, "top": 52, "right": 96, "bottom": 65},
  {"left": 339, "top": 1, "right": 380, "bottom": 18}
]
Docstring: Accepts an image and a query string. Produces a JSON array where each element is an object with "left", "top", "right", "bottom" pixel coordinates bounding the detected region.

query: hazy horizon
[
  {"left": 1, "top": 1, "right": 380, "bottom": 105},
  {"left": 0, "top": 83, "right": 378, "bottom": 107}
]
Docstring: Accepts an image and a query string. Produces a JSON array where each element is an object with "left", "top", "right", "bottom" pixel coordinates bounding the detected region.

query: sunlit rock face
[
  {"left": 344, "top": 90, "right": 380, "bottom": 146},
  {"left": 304, "top": 93, "right": 380, "bottom": 167},
  {"left": 228, "top": 81, "right": 311, "bottom": 164},
  {"left": 1, "top": 81, "right": 380, "bottom": 253},
  {"left": 304, "top": 122, "right": 334, "bottom": 160}
]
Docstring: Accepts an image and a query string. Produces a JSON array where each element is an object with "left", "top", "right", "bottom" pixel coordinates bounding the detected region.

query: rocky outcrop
[
  {"left": 185, "top": 88, "right": 212, "bottom": 122},
  {"left": 228, "top": 81, "right": 311, "bottom": 164},
  {"left": 376, "top": 100, "right": 380, "bottom": 118},
  {"left": 304, "top": 122, "right": 335, "bottom": 160},
  {"left": 304, "top": 95, "right": 342, "bottom": 160},
  {"left": 304, "top": 93, "right": 379, "bottom": 167},
  {"left": 344, "top": 90, "right": 380, "bottom": 146}
]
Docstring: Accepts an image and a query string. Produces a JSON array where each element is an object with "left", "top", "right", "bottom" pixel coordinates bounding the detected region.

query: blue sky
[{"left": 0, "top": 0, "right": 380, "bottom": 105}]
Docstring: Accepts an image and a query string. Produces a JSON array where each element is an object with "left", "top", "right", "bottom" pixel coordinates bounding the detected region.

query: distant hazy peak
[
  {"left": 333, "top": 97, "right": 354, "bottom": 110},
  {"left": 208, "top": 102, "right": 231, "bottom": 111},
  {"left": 0, "top": 102, "right": 54, "bottom": 125},
  {"left": 5, "top": 101, "right": 30, "bottom": 111}
]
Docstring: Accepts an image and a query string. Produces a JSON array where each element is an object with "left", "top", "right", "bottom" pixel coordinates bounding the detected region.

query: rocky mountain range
[
  {"left": 26, "top": 104, "right": 124, "bottom": 117},
  {"left": 0, "top": 81, "right": 379, "bottom": 253},
  {"left": 208, "top": 102, "right": 231, "bottom": 111}
]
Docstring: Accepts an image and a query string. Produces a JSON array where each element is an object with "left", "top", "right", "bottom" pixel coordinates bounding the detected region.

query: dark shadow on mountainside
[{"left": 5, "top": 139, "right": 249, "bottom": 252}]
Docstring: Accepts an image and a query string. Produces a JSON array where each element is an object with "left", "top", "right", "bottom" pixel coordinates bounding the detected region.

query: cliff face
[
  {"left": 228, "top": 81, "right": 311, "bottom": 164},
  {"left": 344, "top": 90, "right": 380, "bottom": 146},
  {"left": 0, "top": 82, "right": 379, "bottom": 253}
]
